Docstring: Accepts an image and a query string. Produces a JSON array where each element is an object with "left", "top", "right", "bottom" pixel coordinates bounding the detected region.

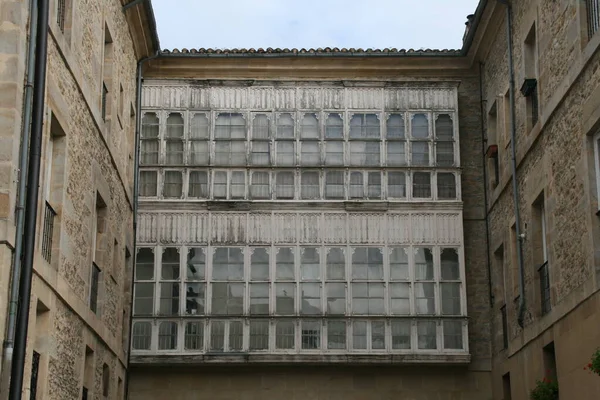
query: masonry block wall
[
  {"left": 0, "top": 0, "right": 153, "bottom": 398},
  {"left": 481, "top": 1, "right": 600, "bottom": 399}
]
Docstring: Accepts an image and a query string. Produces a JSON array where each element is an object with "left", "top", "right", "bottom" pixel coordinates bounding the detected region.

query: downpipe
[
  {"left": 8, "top": 0, "right": 50, "bottom": 399},
  {"left": 497, "top": 0, "right": 526, "bottom": 328}
]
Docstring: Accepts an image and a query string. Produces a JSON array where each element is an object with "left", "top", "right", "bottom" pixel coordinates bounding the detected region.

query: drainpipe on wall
[
  {"left": 0, "top": 0, "right": 38, "bottom": 394},
  {"left": 478, "top": 61, "right": 494, "bottom": 308},
  {"left": 124, "top": 51, "right": 159, "bottom": 400},
  {"left": 497, "top": 0, "right": 526, "bottom": 328},
  {"left": 8, "top": 0, "right": 51, "bottom": 399}
]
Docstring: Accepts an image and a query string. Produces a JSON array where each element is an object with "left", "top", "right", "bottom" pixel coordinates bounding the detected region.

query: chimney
[{"left": 463, "top": 14, "right": 476, "bottom": 43}]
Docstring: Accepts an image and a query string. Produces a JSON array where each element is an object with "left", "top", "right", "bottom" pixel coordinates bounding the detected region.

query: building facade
[
  {"left": 0, "top": 0, "right": 156, "bottom": 399},
  {"left": 127, "top": 52, "right": 492, "bottom": 398},
  {"left": 480, "top": 1, "right": 600, "bottom": 399}
]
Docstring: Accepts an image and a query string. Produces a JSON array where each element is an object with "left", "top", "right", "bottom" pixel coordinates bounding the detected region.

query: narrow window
[
  {"left": 133, "top": 248, "right": 154, "bottom": 316},
  {"left": 90, "top": 193, "right": 106, "bottom": 314},
  {"left": 327, "top": 321, "right": 346, "bottom": 349},
  {"left": 250, "top": 171, "right": 270, "bottom": 199},
  {"left": 413, "top": 172, "right": 431, "bottom": 198},
  {"left": 213, "top": 171, "right": 227, "bottom": 199},
  {"left": 443, "top": 320, "right": 463, "bottom": 349},
  {"left": 132, "top": 321, "right": 152, "bottom": 350},
  {"left": 275, "top": 171, "right": 295, "bottom": 199},
  {"left": 184, "top": 321, "right": 204, "bottom": 350},
  {"left": 301, "top": 320, "right": 321, "bottom": 349},
  {"left": 102, "top": 363, "right": 110, "bottom": 397},
  {"left": 118, "top": 84, "right": 124, "bottom": 123},
  {"left": 543, "top": 342, "right": 558, "bottom": 384},
  {"left": 593, "top": 130, "right": 600, "bottom": 212},
  {"left": 435, "top": 114, "right": 454, "bottom": 166},
  {"left": 437, "top": 173, "right": 457, "bottom": 199},
  {"left": 56, "top": 0, "right": 67, "bottom": 32},
  {"left": 502, "top": 373, "right": 512, "bottom": 400},
  {"left": 140, "top": 113, "right": 159, "bottom": 165},
  {"left": 501, "top": 305, "right": 508, "bottom": 350},
  {"left": 586, "top": 0, "right": 600, "bottom": 38},
  {"left": 388, "top": 172, "right": 406, "bottom": 199},
  {"left": 139, "top": 171, "right": 158, "bottom": 197},
  {"left": 158, "top": 321, "right": 177, "bottom": 350},
  {"left": 186, "top": 247, "right": 205, "bottom": 315},
  {"left": 159, "top": 248, "right": 180, "bottom": 316},
  {"left": 387, "top": 114, "right": 406, "bottom": 166},
  {"left": 533, "top": 194, "right": 550, "bottom": 314},
  {"left": 229, "top": 321, "right": 244, "bottom": 351},
  {"left": 325, "top": 113, "right": 343, "bottom": 139},
  {"left": 301, "top": 171, "right": 320, "bottom": 200},
  {"left": 165, "top": 113, "right": 184, "bottom": 164},
  {"left": 230, "top": 171, "right": 246, "bottom": 199},
  {"left": 249, "top": 320, "right": 269, "bottom": 350},
  {"left": 188, "top": 171, "right": 208, "bottom": 198},
  {"left": 276, "top": 321, "right": 295, "bottom": 349},
  {"left": 367, "top": 172, "right": 381, "bottom": 199},
  {"left": 189, "top": 113, "right": 209, "bottom": 165},
  {"left": 251, "top": 114, "right": 270, "bottom": 166},
  {"left": 101, "top": 25, "right": 113, "bottom": 122},
  {"left": 300, "top": 113, "right": 319, "bottom": 139},
  {"left": 276, "top": 113, "right": 295, "bottom": 139},
  {"left": 349, "top": 171, "right": 364, "bottom": 199},
  {"left": 417, "top": 321, "right": 437, "bottom": 349},
  {"left": 82, "top": 347, "right": 94, "bottom": 399},
  {"left": 325, "top": 171, "right": 344, "bottom": 199},
  {"left": 523, "top": 23, "right": 539, "bottom": 130},
  {"left": 163, "top": 171, "right": 182, "bottom": 198},
  {"left": 391, "top": 320, "right": 411, "bottom": 349},
  {"left": 410, "top": 114, "right": 430, "bottom": 166}
]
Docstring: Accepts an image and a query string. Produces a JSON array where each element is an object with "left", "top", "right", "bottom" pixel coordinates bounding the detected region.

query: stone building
[{"left": 0, "top": 0, "right": 157, "bottom": 399}]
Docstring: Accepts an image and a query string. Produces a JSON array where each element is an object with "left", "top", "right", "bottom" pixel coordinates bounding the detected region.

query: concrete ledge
[{"left": 131, "top": 352, "right": 471, "bottom": 366}]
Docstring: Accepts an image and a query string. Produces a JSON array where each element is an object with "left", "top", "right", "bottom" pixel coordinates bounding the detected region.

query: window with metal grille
[
  {"left": 90, "top": 263, "right": 100, "bottom": 314},
  {"left": 57, "top": 0, "right": 66, "bottom": 32},
  {"left": 539, "top": 261, "right": 551, "bottom": 315},
  {"left": 158, "top": 321, "right": 177, "bottom": 350},
  {"left": 132, "top": 321, "right": 152, "bottom": 350},
  {"left": 413, "top": 172, "right": 431, "bottom": 198},
  {"left": 587, "top": 0, "right": 600, "bottom": 38},
  {"left": 41, "top": 202, "right": 56, "bottom": 263},
  {"left": 184, "top": 321, "right": 204, "bottom": 350}
]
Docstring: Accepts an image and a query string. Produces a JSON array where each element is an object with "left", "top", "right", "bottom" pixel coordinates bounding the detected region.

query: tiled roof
[{"left": 160, "top": 47, "right": 462, "bottom": 56}]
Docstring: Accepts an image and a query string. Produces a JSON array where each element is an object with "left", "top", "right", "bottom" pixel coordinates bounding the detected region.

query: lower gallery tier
[{"left": 128, "top": 365, "right": 491, "bottom": 400}]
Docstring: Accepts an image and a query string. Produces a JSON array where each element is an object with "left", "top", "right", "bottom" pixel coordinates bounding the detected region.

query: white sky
[{"left": 152, "top": 0, "right": 481, "bottom": 51}]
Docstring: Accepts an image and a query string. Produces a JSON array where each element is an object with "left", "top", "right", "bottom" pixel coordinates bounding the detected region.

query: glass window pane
[
  {"left": 210, "top": 321, "right": 225, "bottom": 351},
  {"left": 325, "top": 142, "right": 344, "bottom": 166},
  {"left": 251, "top": 141, "right": 270, "bottom": 166},
  {"left": 215, "top": 113, "right": 246, "bottom": 139},
  {"left": 326, "top": 248, "right": 345, "bottom": 280},
  {"left": 187, "top": 248, "right": 205, "bottom": 280},
  {"left": 387, "top": 142, "right": 406, "bottom": 166},
  {"left": 166, "top": 114, "right": 184, "bottom": 138},
  {"left": 165, "top": 140, "right": 184, "bottom": 165},
  {"left": 352, "top": 320, "right": 367, "bottom": 349},
  {"left": 229, "top": 321, "right": 244, "bottom": 351},
  {"left": 133, "top": 283, "right": 154, "bottom": 316},
  {"left": 190, "top": 113, "right": 209, "bottom": 139},
  {"left": 276, "top": 247, "right": 295, "bottom": 280},
  {"left": 443, "top": 320, "right": 463, "bottom": 349},
  {"left": 301, "top": 172, "right": 320, "bottom": 199},
  {"left": 185, "top": 283, "right": 205, "bottom": 315},
  {"left": 136, "top": 248, "right": 154, "bottom": 280},
  {"left": 441, "top": 249, "right": 460, "bottom": 280},
  {"left": 163, "top": 171, "right": 183, "bottom": 198},
  {"left": 277, "top": 113, "right": 295, "bottom": 138},
  {"left": 275, "top": 283, "right": 296, "bottom": 314},
  {"left": 350, "top": 114, "right": 380, "bottom": 139},
  {"left": 324, "top": 171, "right": 344, "bottom": 199},
  {"left": 352, "top": 248, "right": 383, "bottom": 280},
  {"left": 325, "top": 114, "right": 343, "bottom": 139},
  {"left": 161, "top": 248, "right": 180, "bottom": 279},
  {"left": 415, "top": 283, "right": 436, "bottom": 315},
  {"left": 413, "top": 172, "right": 431, "bottom": 198},
  {"left": 411, "top": 142, "right": 430, "bottom": 166},
  {"left": 327, "top": 321, "right": 346, "bottom": 349},
  {"left": 212, "top": 248, "right": 244, "bottom": 280},
  {"left": 301, "top": 320, "right": 321, "bottom": 349},
  {"left": 301, "top": 283, "right": 321, "bottom": 315},
  {"left": 437, "top": 173, "right": 457, "bottom": 199},
  {"left": 139, "top": 171, "right": 158, "bottom": 197},
  {"left": 213, "top": 171, "right": 227, "bottom": 199},
  {"left": 301, "top": 142, "right": 320, "bottom": 166},
  {"left": 387, "top": 114, "right": 405, "bottom": 138},
  {"left": 276, "top": 321, "right": 295, "bottom": 349},
  {"left": 390, "top": 283, "right": 410, "bottom": 314},
  {"left": 252, "top": 114, "right": 270, "bottom": 139},
  {"left": 189, "top": 141, "right": 209, "bottom": 165},
  {"left": 132, "top": 321, "right": 152, "bottom": 350},
  {"left": 249, "top": 283, "right": 270, "bottom": 314},
  {"left": 230, "top": 171, "right": 246, "bottom": 199},
  {"left": 367, "top": 172, "right": 381, "bottom": 199},
  {"left": 189, "top": 171, "right": 209, "bottom": 198},
  {"left": 441, "top": 283, "right": 461, "bottom": 315},
  {"left": 417, "top": 321, "right": 437, "bottom": 349},
  {"left": 435, "top": 114, "right": 453, "bottom": 140},
  {"left": 301, "top": 113, "right": 319, "bottom": 139},
  {"left": 372, "top": 321, "right": 386, "bottom": 350},
  {"left": 250, "top": 172, "right": 270, "bottom": 199},
  {"left": 158, "top": 322, "right": 177, "bottom": 350},
  {"left": 436, "top": 142, "right": 454, "bottom": 166},
  {"left": 185, "top": 321, "right": 204, "bottom": 350},
  {"left": 159, "top": 282, "right": 179, "bottom": 315},
  {"left": 349, "top": 142, "right": 380, "bottom": 166},
  {"left": 251, "top": 248, "right": 270, "bottom": 280},
  {"left": 390, "top": 247, "right": 409, "bottom": 280},
  {"left": 326, "top": 282, "right": 345, "bottom": 314},
  {"left": 140, "top": 139, "right": 159, "bottom": 165},
  {"left": 211, "top": 282, "right": 244, "bottom": 315},
  {"left": 141, "top": 113, "right": 159, "bottom": 138},
  {"left": 301, "top": 247, "right": 320, "bottom": 280},
  {"left": 414, "top": 248, "right": 434, "bottom": 280},
  {"left": 349, "top": 172, "right": 364, "bottom": 198},
  {"left": 391, "top": 320, "right": 411, "bottom": 350},
  {"left": 411, "top": 114, "right": 429, "bottom": 138},
  {"left": 249, "top": 320, "right": 269, "bottom": 350},
  {"left": 275, "top": 172, "right": 295, "bottom": 199},
  {"left": 276, "top": 142, "right": 295, "bottom": 166},
  {"left": 352, "top": 282, "right": 384, "bottom": 315}
]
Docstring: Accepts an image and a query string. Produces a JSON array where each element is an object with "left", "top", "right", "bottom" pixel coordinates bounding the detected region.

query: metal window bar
[
  {"left": 588, "top": 0, "right": 600, "bottom": 38},
  {"left": 101, "top": 83, "right": 108, "bottom": 121},
  {"left": 500, "top": 305, "right": 508, "bottom": 350},
  {"left": 538, "top": 261, "right": 551, "bottom": 315},
  {"left": 90, "top": 263, "right": 100, "bottom": 313},
  {"left": 41, "top": 201, "right": 56, "bottom": 263},
  {"left": 57, "top": 0, "right": 66, "bottom": 33},
  {"left": 30, "top": 351, "right": 40, "bottom": 400}
]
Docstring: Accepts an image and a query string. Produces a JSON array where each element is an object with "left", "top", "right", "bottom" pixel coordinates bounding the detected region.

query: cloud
[{"left": 152, "top": 0, "right": 480, "bottom": 50}]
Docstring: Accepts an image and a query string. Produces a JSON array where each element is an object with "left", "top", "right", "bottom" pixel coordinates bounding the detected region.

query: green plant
[
  {"left": 529, "top": 376, "right": 559, "bottom": 400},
  {"left": 584, "top": 348, "right": 600, "bottom": 376}
]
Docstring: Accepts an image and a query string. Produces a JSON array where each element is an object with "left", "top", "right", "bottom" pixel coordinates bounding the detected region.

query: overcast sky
[{"left": 152, "top": 0, "right": 481, "bottom": 51}]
